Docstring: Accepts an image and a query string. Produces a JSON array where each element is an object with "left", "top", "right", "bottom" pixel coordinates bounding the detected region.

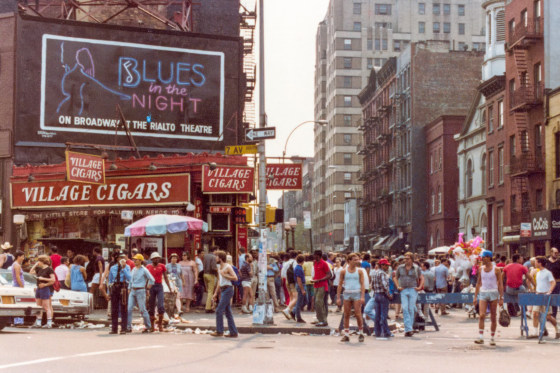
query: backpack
[{"left": 287, "top": 262, "right": 295, "bottom": 284}]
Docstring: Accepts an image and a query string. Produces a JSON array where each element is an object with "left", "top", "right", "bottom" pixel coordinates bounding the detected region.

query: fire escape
[
  {"left": 506, "top": 16, "right": 544, "bottom": 226},
  {"left": 240, "top": 3, "right": 256, "bottom": 132},
  {"left": 17, "top": 0, "right": 195, "bottom": 31}
]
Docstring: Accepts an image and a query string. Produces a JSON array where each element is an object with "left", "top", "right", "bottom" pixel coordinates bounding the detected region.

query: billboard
[{"left": 15, "top": 15, "right": 242, "bottom": 164}]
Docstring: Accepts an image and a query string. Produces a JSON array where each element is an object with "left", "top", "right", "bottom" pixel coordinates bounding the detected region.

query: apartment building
[{"left": 313, "top": 0, "right": 486, "bottom": 249}]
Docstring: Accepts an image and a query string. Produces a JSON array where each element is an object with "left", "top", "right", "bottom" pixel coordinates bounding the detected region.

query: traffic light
[
  {"left": 232, "top": 207, "right": 247, "bottom": 224},
  {"left": 275, "top": 209, "right": 284, "bottom": 224},
  {"left": 241, "top": 204, "right": 253, "bottom": 224},
  {"left": 265, "top": 205, "right": 277, "bottom": 225}
]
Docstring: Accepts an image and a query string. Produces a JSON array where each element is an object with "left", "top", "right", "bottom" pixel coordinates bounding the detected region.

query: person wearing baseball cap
[
  {"left": 146, "top": 251, "right": 173, "bottom": 332},
  {"left": 127, "top": 253, "right": 154, "bottom": 333},
  {"left": 371, "top": 258, "right": 393, "bottom": 339},
  {"left": 473, "top": 250, "right": 503, "bottom": 346}
]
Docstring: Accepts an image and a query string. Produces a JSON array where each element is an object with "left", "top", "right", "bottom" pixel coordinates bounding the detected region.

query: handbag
[{"left": 499, "top": 306, "right": 510, "bottom": 327}]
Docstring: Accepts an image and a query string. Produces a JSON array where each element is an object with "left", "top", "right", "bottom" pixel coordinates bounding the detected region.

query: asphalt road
[{"left": 1, "top": 315, "right": 558, "bottom": 373}]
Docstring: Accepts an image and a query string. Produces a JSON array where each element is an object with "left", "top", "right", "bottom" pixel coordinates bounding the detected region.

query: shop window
[
  {"left": 208, "top": 213, "right": 230, "bottom": 232},
  {"left": 209, "top": 194, "right": 233, "bottom": 205}
]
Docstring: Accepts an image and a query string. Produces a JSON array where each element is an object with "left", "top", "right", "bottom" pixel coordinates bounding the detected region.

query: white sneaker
[
  {"left": 32, "top": 321, "right": 42, "bottom": 328},
  {"left": 241, "top": 306, "right": 249, "bottom": 314},
  {"left": 281, "top": 308, "right": 292, "bottom": 320},
  {"left": 42, "top": 322, "right": 53, "bottom": 329}
]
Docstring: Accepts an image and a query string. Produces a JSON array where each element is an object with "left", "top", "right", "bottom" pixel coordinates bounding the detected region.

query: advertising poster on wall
[{"left": 14, "top": 15, "right": 242, "bottom": 164}]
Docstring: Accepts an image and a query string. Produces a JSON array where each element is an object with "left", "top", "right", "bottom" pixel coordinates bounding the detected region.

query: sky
[{"left": 255, "top": 0, "right": 330, "bottom": 206}]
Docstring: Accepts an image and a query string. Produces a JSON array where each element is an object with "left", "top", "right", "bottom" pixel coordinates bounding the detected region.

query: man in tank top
[
  {"left": 336, "top": 253, "right": 365, "bottom": 342},
  {"left": 473, "top": 250, "right": 503, "bottom": 346}
]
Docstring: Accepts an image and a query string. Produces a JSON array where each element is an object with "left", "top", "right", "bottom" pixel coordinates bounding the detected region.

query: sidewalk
[{"left": 86, "top": 305, "right": 339, "bottom": 335}]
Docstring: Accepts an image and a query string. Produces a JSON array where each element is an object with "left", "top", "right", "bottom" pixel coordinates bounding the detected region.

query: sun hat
[{"left": 150, "top": 252, "right": 162, "bottom": 259}]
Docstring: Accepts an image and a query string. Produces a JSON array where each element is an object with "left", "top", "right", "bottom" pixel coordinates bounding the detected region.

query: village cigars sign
[
  {"left": 65, "top": 151, "right": 105, "bottom": 184},
  {"left": 11, "top": 173, "right": 190, "bottom": 209},
  {"left": 202, "top": 165, "right": 254, "bottom": 194},
  {"left": 266, "top": 164, "right": 302, "bottom": 190}
]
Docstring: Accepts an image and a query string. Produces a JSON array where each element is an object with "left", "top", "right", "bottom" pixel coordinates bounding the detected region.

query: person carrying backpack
[{"left": 281, "top": 250, "right": 298, "bottom": 320}]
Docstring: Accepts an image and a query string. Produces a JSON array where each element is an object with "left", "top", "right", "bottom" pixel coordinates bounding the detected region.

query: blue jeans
[
  {"left": 294, "top": 284, "right": 306, "bottom": 320},
  {"left": 128, "top": 288, "right": 151, "bottom": 330},
  {"left": 374, "top": 293, "right": 390, "bottom": 337},
  {"left": 364, "top": 296, "right": 376, "bottom": 322},
  {"left": 305, "top": 284, "right": 314, "bottom": 310},
  {"left": 148, "top": 283, "right": 165, "bottom": 316},
  {"left": 216, "top": 286, "right": 238, "bottom": 335},
  {"left": 401, "top": 288, "right": 418, "bottom": 333}
]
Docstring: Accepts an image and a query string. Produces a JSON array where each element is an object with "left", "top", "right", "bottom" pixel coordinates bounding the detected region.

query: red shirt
[
  {"left": 50, "top": 254, "right": 62, "bottom": 270},
  {"left": 496, "top": 262, "right": 506, "bottom": 268},
  {"left": 503, "top": 262, "right": 528, "bottom": 288},
  {"left": 313, "top": 260, "right": 330, "bottom": 290},
  {"left": 126, "top": 259, "right": 135, "bottom": 270},
  {"left": 147, "top": 263, "right": 167, "bottom": 284}
]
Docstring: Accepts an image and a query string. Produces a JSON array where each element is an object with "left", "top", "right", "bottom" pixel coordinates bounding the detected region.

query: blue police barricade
[{"left": 518, "top": 293, "right": 560, "bottom": 343}]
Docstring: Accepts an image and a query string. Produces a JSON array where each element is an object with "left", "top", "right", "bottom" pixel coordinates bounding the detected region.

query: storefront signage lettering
[
  {"left": 65, "top": 151, "right": 105, "bottom": 184},
  {"left": 530, "top": 210, "right": 551, "bottom": 241},
  {"left": 202, "top": 165, "right": 254, "bottom": 193},
  {"left": 209, "top": 206, "right": 231, "bottom": 213},
  {"left": 11, "top": 173, "right": 190, "bottom": 209},
  {"left": 265, "top": 164, "right": 302, "bottom": 190}
]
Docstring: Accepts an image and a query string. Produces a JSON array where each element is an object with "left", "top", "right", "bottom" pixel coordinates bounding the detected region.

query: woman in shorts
[
  {"left": 30, "top": 255, "right": 56, "bottom": 328},
  {"left": 336, "top": 253, "right": 365, "bottom": 342},
  {"left": 473, "top": 250, "right": 503, "bottom": 346}
]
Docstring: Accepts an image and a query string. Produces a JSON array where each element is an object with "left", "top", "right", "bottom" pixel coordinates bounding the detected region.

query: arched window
[
  {"left": 466, "top": 159, "right": 473, "bottom": 198},
  {"left": 480, "top": 214, "right": 488, "bottom": 243},
  {"left": 435, "top": 230, "right": 440, "bottom": 247},
  {"left": 431, "top": 189, "right": 436, "bottom": 214},
  {"left": 496, "top": 10, "right": 505, "bottom": 42},
  {"left": 437, "top": 186, "right": 442, "bottom": 213},
  {"left": 481, "top": 153, "right": 487, "bottom": 193}
]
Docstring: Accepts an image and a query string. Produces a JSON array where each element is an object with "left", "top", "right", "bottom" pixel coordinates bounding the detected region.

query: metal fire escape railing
[
  {"left": 240, "top": 2, "right": 256, "bottom": 130},
  {"left": 17, "top": 0, "right": 195, "bottom": 32}
]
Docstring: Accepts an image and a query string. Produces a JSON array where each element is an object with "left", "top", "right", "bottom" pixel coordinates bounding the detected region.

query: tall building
[
  {"left": 359, "top": 41, "right": 483, "bottom": 253},
  {"left": 456, "top": 0, "right": 506, "bottom": 247},
  {"left": 313, "top": 0, "right": 486, "bottom": 249}
]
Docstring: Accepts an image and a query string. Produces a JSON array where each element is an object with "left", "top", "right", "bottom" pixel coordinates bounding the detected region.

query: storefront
[
  {"left": 10, "top": 153, "right": 252, "bottom": 262},
  {"left": 529, "top": 209, "right": 560, "bottom": 257}
]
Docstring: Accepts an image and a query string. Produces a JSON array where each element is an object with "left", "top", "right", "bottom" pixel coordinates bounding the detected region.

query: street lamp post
[{"left": 282, "top": 120, "right": 327, "bottom": 250}]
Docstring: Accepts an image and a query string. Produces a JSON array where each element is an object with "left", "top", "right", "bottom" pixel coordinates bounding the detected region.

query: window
[
  {"left": 375, "top": 22, "right": 392, "bottom": 29},
  {"left": 344, "top": 96, "right": 352, "bottom": 107},
  {"left": 521, "top": 130, "right": 529, "bottom": 152},
  {"left": 375, "top": 4, "right": 391, "bottom": 15},
  {"left": 344, "top": 172, "right": 352, "bottom": 184},
  {"left": 444, "top": 4, "right": 450, "bottom": 15},
  {"left": 438, "top": 187, "right": 442, "bottom": 213},
  {"left": 433, "top": 22, "right": 440, "bottom": 33},
  {"left": 430, "top": 153, "right": 434, "bottom": 174},
  {"left": 536, "top": 189, "right": 544, "bottom": 211},
  {"left": 353, "top": 2, "right": 361, "bottom": 15},
  {"left": 535, "top": 0, "right": 541, "bottom": 18},
  {"left": 344, "top": 115, "right": 352, "bottom": 127},
  {"left": 343, "top": 134, "right": 352, "bottom": 143},
  {"left": 433, "top": 3, "right": 440, "bottom": 15},
  {"left": 374, "top": 58, "right": 382, "bottom": 67},
  {"left": 534, "top": 62, "right": 542, "bottom": 88},
  {"left": 458, "top": 42, "right": 466, "bottom": 51},
  {"left": 344, "top": 57, "right": 352, "bottom": 69},
  {"left": 489, "top": 150, "right": 494, "bottom": 187},
  {"left": 367, "top": 38, "right": 373, "bottom": 50},
  {"left": 459, "top": 23, "right": 465, "bottom": 35},
  {"left": 481, "top": 153, "right": 487, "bottom": 192},
  {"left": 394, "top": 40, "right": 401, "bottom": 51},
  {"left": 344, "top": 153, "right": 352, "bottom": 165},
  {"left": 521, "top": 9, "right": 528, "bottom": 27},
  {"left": 498, "top": 100, "right": 504, "bottom": 128},
  {"left": 509, "top": 135, "right": 516, "bottom": 159},
  {"left": 466, "top": 159, "right": 473, "bottom": 198},
  {"left": 367, "top": 58, "right": 373, "bottom": 70},
  {"left": 439, "top": 148, "right": 442, "bottom": 170},
  {"left": 382, "top": 39, "right": 388, "bottom": 50},
  {"left": 497, "top": 206, "right": 504, "bottom": 243},
  {"left": 496, "top": 10, "right": 505, "bottom": 41},
  {"left": 419, "top": 22, "right": 425, "bottom": 33},
  {"left": 431, "top": 190, "right": 435, "bottom": 214},
  {"left": 458, "top": 4, "right": 465, "bottom": 16},
  {"left": 444, "top": 22, "right": 451, "bottom": 33},
  {"left": 353, "top": 22, "right": 361, "bottom": 31},
  {"left": 419, "top": 3, "right": 425, "bottom": 15},
  {"left": 535, "top": 124, "right": 542, "bottom": 153},
  {"left": 509, "top": 19, "right": 516, "bottom": 37},
  {"left": 343, "top": 76, "right": 352, "bottom": 88},
  {"left": 498, "top": 146, "right": 504, "bottom": 184},
  {"left": 488, "top": 105, "right": 494, "bottom": 132},
  {"left": 375, "top": 39, "right": 381, "bottom": 50},
  {"left": 344, "top": 39, "right": 352, "bottom": 50}
]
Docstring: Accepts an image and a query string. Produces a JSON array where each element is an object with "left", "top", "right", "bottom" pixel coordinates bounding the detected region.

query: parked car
[
  {"left": 0, "top": 275, "right": 41, "bottom": 330},
  {"left": 0, "top": 269, "right": 93, "bottom": 320}
]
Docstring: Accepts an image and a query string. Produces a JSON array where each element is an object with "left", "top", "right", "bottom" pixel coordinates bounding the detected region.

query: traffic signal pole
[{"left": 254, "top": 0, "right": 273, "bottom": 325}]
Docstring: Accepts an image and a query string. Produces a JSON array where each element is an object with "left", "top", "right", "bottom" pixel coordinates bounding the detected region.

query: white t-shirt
[
  {"left": 195, "top": 257, "right": 203, "bottom": 272},
  {"left": 536, "top": 268, "right": 555, "bottom": 293},
  {"left": 333, "top": 267, "right": 343, "bottom": 286},
  {"left": 54, "top": 264, "right": 69, "bottom": 282}
]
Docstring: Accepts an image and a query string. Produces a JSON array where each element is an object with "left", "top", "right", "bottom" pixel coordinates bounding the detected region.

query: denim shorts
[
  {"left": 343, "top": 291, "right": 361, "bottom": 301},
  {"left": 478, "top": 290, "right": 500, "bottom": 302},
  {"left": 35, "top": 287, "right": 52, "bottom": 300}
]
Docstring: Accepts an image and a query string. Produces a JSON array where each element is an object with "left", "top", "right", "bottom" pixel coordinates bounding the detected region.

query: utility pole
[{"left": 254, "top": 0, "right": 273, "bottom": 325}]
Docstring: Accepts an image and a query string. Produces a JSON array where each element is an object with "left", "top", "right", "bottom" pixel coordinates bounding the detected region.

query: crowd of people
[{"left": 2, "top": 241, "right": 560, "bottom": 344}]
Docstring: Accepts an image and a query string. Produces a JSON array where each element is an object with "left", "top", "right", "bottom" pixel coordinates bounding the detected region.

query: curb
[{"left": 86, "top": 318, "right": 332, "bottom": 335}]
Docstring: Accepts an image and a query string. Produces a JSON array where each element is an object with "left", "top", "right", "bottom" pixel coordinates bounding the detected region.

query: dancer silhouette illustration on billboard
[{"left": 56, "top": 43, "right": 131, "bottom": 116}]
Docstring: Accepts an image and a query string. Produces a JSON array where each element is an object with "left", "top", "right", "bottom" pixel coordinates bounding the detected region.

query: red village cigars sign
[
  {"left": 202, "top": 165, "right": 254, "bottom": 193},
  {"left": 11, "top": 173, "right": 190, "bottom": 209},
  {"left": 65, "top": 151, "right": 105, "bottom": 184},
  {"left": 266, "top": 164, "right": 302, "bottom": 190}
]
